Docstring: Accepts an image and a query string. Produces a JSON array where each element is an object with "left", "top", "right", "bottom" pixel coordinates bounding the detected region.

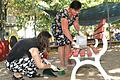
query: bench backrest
[
  {"left": 93, "top": 19, "right": 106, "bottom": 39},
  {"left": 68, "top": 19, "right": 107, "bottom": 58}
]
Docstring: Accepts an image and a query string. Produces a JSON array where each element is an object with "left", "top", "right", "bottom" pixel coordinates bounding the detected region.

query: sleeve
[{"left": 61, "top": 9, "right": 69, "bottom": 19}]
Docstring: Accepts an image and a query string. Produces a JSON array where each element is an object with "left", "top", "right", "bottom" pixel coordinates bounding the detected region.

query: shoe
[
  {"left": 43, "top": 69, "right": 57, "bottom": 77},
  {"left": 12, "top": 75, "right": 24, "bottom": 80}
]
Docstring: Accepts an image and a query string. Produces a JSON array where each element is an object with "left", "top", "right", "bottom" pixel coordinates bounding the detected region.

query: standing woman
[
  {"left": 51, "top": 1, "right": 82, "bottom": 68},
  {"left": 5, "top": 31, "right": 58, "bottom": 80}
]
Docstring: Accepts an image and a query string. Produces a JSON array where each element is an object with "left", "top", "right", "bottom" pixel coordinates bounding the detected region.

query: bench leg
[
  {"left": 71, "top": 63, "right": 80, "bottom": 80},
  {"left": 71, "top": 60, "right": 95, "bottom": 80},
  {"left": 95, "top": 62, "right": 111, "bottom": 80},
  {"left": 70, "top": 60, "right": 111, "bottom": 80},
  {"left": 70, "top": 58, "right": 80, "bottom": 80}
]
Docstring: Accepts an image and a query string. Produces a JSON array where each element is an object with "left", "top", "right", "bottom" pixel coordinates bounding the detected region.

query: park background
[{"left": 0, "top": 0, "right": 120, "bottom": 80}]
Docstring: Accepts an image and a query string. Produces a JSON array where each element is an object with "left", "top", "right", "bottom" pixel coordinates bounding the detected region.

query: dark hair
[
  {"left": 10, "top": 36, "right": 17, "bottom": 48},
  {"left": 37, "top": 31, "right": 51, "bottom": 51},
  {"left": 70, "top": 1, "right": 82, "bottom": 10}
]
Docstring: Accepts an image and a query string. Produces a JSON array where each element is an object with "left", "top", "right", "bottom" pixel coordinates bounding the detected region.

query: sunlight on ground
[
  {"left": 115, "top": 45, "right": 120, "bottom": 47},
  {"left": 107, "top": 49, "right": 113, "bottom": 52},
  {"left": 0, "top": 68, "right": 7, "bottom": 77},
  {"left": 0, "top": 74, "right": 5, "bottom": 77},
  {"left": 110, "top": 76, "right": 120, "bottom": 80},
  {"left": 107, "top": 46, "right": 120, "bottom": 52},
  {"left": 109, "top": 68, "right": 120, "bottom": 73},
  {"left": 76, "top": 70, "right": 120, "bottom": 80},
  {"left": 0, "top": 68, "right": 5, "bottom": 72},
  {"left": 76, "top": 73, "right": 85, "bottom": 76},
  {"left": 88, "top": 72, "right": 97, "bottom": 76}
]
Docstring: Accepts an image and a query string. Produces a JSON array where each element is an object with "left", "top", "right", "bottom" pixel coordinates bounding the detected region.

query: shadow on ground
[{"left": 0, "top": 45, "right": 120, "bottom": 80}]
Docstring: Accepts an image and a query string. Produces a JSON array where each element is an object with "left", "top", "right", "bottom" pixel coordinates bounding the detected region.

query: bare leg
[
  {"left": 13, "top": 72, "right": 22, "bottom": 78},
  {"left": 58, "top": 46, "right": 65, "bottom": 67},
  {"left": 65, "top": 44, "right": 71, "bottom": 65}
]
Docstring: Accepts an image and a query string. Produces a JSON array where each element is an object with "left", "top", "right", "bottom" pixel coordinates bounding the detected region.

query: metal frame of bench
[{"left": 70, "top": 19, "right": 111, "bottom": 80}]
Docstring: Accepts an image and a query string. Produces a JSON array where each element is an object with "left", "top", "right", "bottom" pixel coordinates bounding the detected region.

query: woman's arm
[
  {"left": 61, "top": 18, "right": 74, "bottom": 42},
  {"left": 29, "top": 48, "right": 51, "bottom": 69},
  {"left": 73, "top": 17, "right": 80, "bottom": 33}
]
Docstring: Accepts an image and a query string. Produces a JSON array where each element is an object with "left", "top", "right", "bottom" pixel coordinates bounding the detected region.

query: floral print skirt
[{"left": 55, "top": 34, "right": 71, "bottom": 46}]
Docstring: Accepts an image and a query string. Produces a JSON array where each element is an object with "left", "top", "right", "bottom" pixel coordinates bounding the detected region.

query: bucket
[{"left": 76, "top": 35, "right": 87, "bottom": 48}]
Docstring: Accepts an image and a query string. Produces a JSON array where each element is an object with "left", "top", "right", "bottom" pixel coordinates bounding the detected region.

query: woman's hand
[{"left": 72, "top": 42, "right": 79, "bottom": 48}]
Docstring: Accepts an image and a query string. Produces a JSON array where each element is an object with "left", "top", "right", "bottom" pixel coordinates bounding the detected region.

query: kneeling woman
[{"left": 5, "top": 31, "right": 58, "bottom": 80}]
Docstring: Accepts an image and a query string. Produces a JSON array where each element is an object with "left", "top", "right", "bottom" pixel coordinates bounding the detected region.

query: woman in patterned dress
[
  {"left": 5, "top": 31, "right": 59, "bottom": 80},
  {"left": 51, "top": 1, "right": 82, "bottom": 68}
]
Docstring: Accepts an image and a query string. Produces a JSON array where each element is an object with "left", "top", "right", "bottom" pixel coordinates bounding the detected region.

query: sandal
[
  {"left": 12, "top": 75, "right": 24, "bottom": 80},
  {"left": 43, "top": 69, "right": 57, "bottom": 77}
]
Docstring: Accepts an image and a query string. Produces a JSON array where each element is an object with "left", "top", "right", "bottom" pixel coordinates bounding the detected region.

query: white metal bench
[{"left": 68, "top": 19, "right": 111, "bottom": 80}]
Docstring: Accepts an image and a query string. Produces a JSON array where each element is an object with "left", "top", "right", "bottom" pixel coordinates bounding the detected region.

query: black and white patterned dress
[
  {"left": 5, "top": 38, "right": 43, "bottom": 78},
  {"left": 51, "top": 9, "right": 78, "bottom": 46},
  {"left": 5, "top": 57, "right": 37, "bottom": 77}
]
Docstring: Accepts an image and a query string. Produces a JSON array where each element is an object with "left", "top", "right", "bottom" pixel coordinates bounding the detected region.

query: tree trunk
[{"left": 0, "top": 0, "right": 5, "bottom": 40}]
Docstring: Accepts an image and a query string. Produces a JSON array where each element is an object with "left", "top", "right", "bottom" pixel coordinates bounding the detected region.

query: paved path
[{"left": 0, "top": 45, "right": 120, "bottom": 80}]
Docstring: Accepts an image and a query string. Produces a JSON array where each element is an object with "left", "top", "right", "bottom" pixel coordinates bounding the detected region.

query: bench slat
[
  {"left": 94, "top": 27, "right": 104, "bottom": 35},
  {"left": 96, "top": 19, "right": 106, "bottom": 29},
  {"left": 94, "top": 33, "right": 103, "bottom": 39},
  {"left": 93, "top": 19, "right": 106, "bottom": 39}
]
